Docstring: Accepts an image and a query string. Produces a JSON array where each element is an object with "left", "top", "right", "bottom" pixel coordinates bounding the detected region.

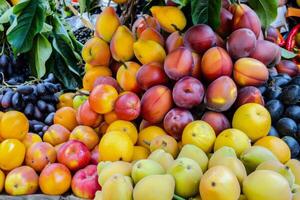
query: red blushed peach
[
  {"left": 233, "top": 58, "right": 269, "bottom": 86},
  {"left": 93, "top": 76, "right": 122, "bottom": 92},
  {"left": 91, "top": 145, "right": 100, "bottom": 164},
  {"left": 201, "top": 111, "right": 230, "bottom": 135},
  {"left": 191, "top": 53, "right": 202, "bottom": 79},
  {"left": 250, "top": 40, "right": 281, "bottom": 66},
  {"left": 136, "top": 62, "right": 168, "bottom": 90},
  {"left": 276, "top": 60, "right": 299, "bottom": 77},
  {"left": 164, "top": 47, "right": 193, "bottom": 80},
  {"left": 5, "top": 166, "right": 38, "bottom": 195},
  {"left": 163, "top": 108, "right": 194, "bottom": 141},
  {"left": 70, "top": 126, "right": 100, "bottom": 150},
  {"left": 132, "top": 14, "right": 160, "bottom": 38},
  {"left": 201, "top": 47, "right": 233, "bottom": 82},
  {"left": 172, "top": 76, "right": 205, "bottom": 109},
  {"left": 25, "top": 142, "right": 56, "bottom": 172},
  {"left": 139, "top": 27, "right": 165, "bottom": 46},
  {"left": 166, "top": 31, "right": 183, "bottom": 53},
  {"left": 43, "top": 124, "right": 71, "bottom": 146},
  {"left": 141, "top": 85, "right": 173, "bottom": 123},
  {"left": 236, "top": 86, "right": 264, "bottom": 107},
  {"left": 204, "top": 76, "right": 237, "bottom": 112},
  {"left": 114, "top": 92, "right": 141, "bottom": 121},
  {"left": 216, "top": 8, "right": 233, "bottom": 38},
  {"left": 76, "top": 101, "right": 103, "bottom": 128},
  {"left": 72, "top": 165, "right": 100, "bottom": 199}
]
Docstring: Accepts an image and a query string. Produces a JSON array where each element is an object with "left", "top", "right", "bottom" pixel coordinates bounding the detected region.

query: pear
[
  {"left": 178, "top": 144, "right": 209, "bottom": 172},
  {"left": 293, "top": 184, "right": 300, "bottom": 193},
  {"left": 102, "top": 174, "right": 133, "bottom": 200},
  {"left": 168, "top": 157, "right": 203, "bottom": 198},
  {"left": 240, "top": 146, "right": 278, "bottom": 173},
  {"left": 293, "top": 192, "right": 300, "bottom": 200},
  {"left": 133, "top": 174, "right": 175, "bottom": 200},
  {"left": 243, "top": 170, "right": 292, "bottom": 200},
  {"left": 209, "top": 147, "right": 237, "bottom": 165},
  {"left": 94, "top": 191, "right": 103, "bottom": 200},
  {"left": 131, "top": 159, "right": 165, "bottom": 184},
  {"left": 148, "top": 149, "right": 174, "bottom": 171},
  {"left": 97, "top": 161, "right": 112, "bottom": 174},
  {"left": 238, "top": 194, "right": 247, "bottom": 200},
  {"left": 286, "top": 159, "right": 300, "bottom": 185}
]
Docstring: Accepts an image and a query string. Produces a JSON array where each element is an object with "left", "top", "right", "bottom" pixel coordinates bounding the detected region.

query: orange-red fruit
[
  {"left": 276, "top": 60, "right": 299, "bottom": 77},
  {"left": 114, "top": 92, "right": 141, "bottom": 121},
  {"left": 236, "top": 86, "right": 265, "bottom": 107},
  {"left": 191, "top": 53, "right": 202, "bottom": 79},
  {"left": 204, "top": 76, "right": 237, "bottom": 112},
  {"left": 250, "top": 40, "right": 281, "bottom": 66},
  {"left": 184, "top": 24, "right": 217, "bottom": 54},
  {"left": 139, "top": 27, "right": 165, "bottom": 46},
  {"left": 54, "top": 107, "right": 78, "bottom": 131},
  {"left": 132, "top": 15, "right": 160, "bottom": 38},
  {"left": 201, "top": 47, "right": 233, "bottom": 82},
  {"left": 216, "top": 8, "right": 233, "bottom": 38},
  {"left": 82, "top": 37, "right": 110, "bottom": 66},
  {"left": 76, "top": 101, "right": 102, "bottom": 128},
  {"left": 141, "top": 85, "right": 173, "bottom": 123},
  {"left": 166, "top": 31, "right": 183, "bottom": 53},
  {"left": 234, "top": 58, "right": 269, "bottom": 86},
  {"left": 226, "top": 28, "right": 257, "bottom": 60},
  {"left": 93, "top": 76, "right": 121, "bottom": 92},
  {"left": 201, "top": 111, "right": 230, "bottom": 135},
  {"left": 136, "top": 62, "right": 168, "bottom": 90}
]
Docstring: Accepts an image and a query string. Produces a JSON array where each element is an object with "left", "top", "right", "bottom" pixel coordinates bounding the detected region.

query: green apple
[{"left": 73, "top": 95, "right": 88, "bottom": 109}]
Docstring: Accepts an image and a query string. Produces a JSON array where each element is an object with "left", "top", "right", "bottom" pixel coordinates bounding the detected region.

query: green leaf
[
  {"left": 173, "top": 194, "right": 186, "bottom": 200},
  {"left": 191, "top": 0, "right": 222, "bottom": 29},
  {"left": 0, "top": 0, "right": 10, "bottom": 15},
  {"left": 0, "top": 7, "right": 12, "bottom": 24},
  {"left": 30, "top": 34, "right": 52, "bottom": 78},
  {"left": 12, "top": 0, "right": 30, "bottom": 14},
  {"left": 248, "top": 0, "right": 278, "bottom": 29},
  {"left": 280, "top": 47, "right": 297, "bottom": 59},
  {"left": 41, "top": 22, "right": 53, "bottom": 33},
  {"left": 172, "top": 0, "right": 190, "bottom": 8},
  {"left": 79, "top": 0, "right": 91, "bottom": 14},
  {"left": 7, "top": 0, "right": 47, "bottom": 55}
]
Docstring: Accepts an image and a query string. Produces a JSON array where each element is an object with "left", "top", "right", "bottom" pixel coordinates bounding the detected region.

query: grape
[
  {"left": 44, "top": 112, "right": 55, "bottom": 125},
  {"left": 11, "top": 92, "right": 22, "bottom": 109},
  {"left": 24, "top": 103, "right": 34, "bottom": 117},
  {"left": 44, "top": 73, "right": 55, "bottom": 83},
  {"left": 37, "top": 100, "right": 47, "bottom": 111},
  {"left": 16, "top": 85, "right": 33, "bottom": 94},
  {"left": 1, "top": 91, "right": 14, "bottom": 108},
  {"left": 33, "top": 124, "right": 43, "bottom": 132},
  {"left": 36, "top": 83, "right": 47, "bottom": 95},
  {"left": 0, "top": 54, "right": 9, "bottom": 68},
  {"left": 42, "top": 126, "right": 49, "bottom": 132},
  {"left": 47, "top": 104, "right": 56, "bottom": 113},
  {"left": 33, "top": 106, "right": 43, "bottom": 120},
  {"left": 44, "top": 82, "right": 57, "bottom": 93}
]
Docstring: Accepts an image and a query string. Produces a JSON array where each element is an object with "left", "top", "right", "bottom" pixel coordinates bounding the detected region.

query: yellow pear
[
  {"left": 286, "top": 159, "right": 300, "bottom": 185},
  {"left": 102, "top": 174, "right": 133, "bottom": 200},
  {"left": 133, "top": 39, "right": 166, "bottom": 64},
  {"left": 148, "top": 149, "right": 174, "bottom": 171}
]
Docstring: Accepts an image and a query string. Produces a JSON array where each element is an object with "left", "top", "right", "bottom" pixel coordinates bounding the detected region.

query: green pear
[
  {"left": 286, "top": 159, "right": 300, "bottom": 185},
  {"left": 240, "top": 146, "right": 278, "bottom": 174},
  {"left": 133, "top": 174, "right": 175, "bottom": 200},
  {"left": 102, "top": 174, "right": 133, "bottom": 200},
  {"left": 168, "top": 157, "right": 203, "bottom": 198},
  {"left": 210, "top": 146, "right": 237, "bottom": 165},
  {"left": 131, "top": 159, "right": 165, "bottom": 184},
  {"left": 177, "top": 144, "right": 208, "bottom": 172},
  {"left": 148, "top": 149, "right": 174, "bottom": 171}
]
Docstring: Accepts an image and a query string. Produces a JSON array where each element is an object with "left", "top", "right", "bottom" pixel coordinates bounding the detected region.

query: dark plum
[
  {"left": 265, "top": 86, "right": 282, "bottom": 100},
  {"left": 285, "top": 105, "right": 300, "bottom": 122},
  {"left": 282, "top": 136, "right": 300, "bottom": 158},
  {"left": 268, "top": 126, "right": 280, "bottom": 137},
  {"left": 280, "top": 85, "right": 300, "bottom": 105},
  {"left": 265, "top": 100, "right": 284, "bottom": 122},
  {"left": 276, "top": 117, "right": 298, "bottom": 137}
]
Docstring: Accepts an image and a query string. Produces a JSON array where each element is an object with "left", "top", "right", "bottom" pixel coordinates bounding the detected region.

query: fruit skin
[
  {"left": 166, "top": 31, "right": 183, "bottom": 53},
  {"left": 39, "top": 163, "right": 72, "bottom": 195},
  {"left": 25, "top": 142, "right": 56, "bottom": 172},
  {"left": 57, "top": 92, "right": 75, "bottom": 108},
  {"left": 21, "top": 133, "right": 42, "bottom": 149},
  {"left": 172, "top": 76, "right": 205, "bottom": 109},
  {"left": 184, "top": 24, "right": 217, "bottom": 54},
  {"left": 216, "top": 8, "right": 233, "bottom": 38},
  {"left": 236, "top": 86, "right": 264, "bottom": 107},
  {"left": 232, "top": 103, "right": 271, "bottom": 141},
  {"left": 131, "top": 159, "right": 165, "bottom": 184},
  {"left": 201, "top": 47, "right": 233, "bottom": 82},
  {"left": 0, "top": 111, "right": 29, "bottom": 140},
  {"left": 204, "top": 76, "right": 237, "bottom": 112},
  {"left": 201, "top": 112, "right": 230, "bottom": 135},
  {"left": 57, "top": 140, "right": 91, "bottom": 171},
  {"left": 106, "top": 120, "right": 138, "bottom": 144},
  {"left": 117, "top": 61, "right": 141, "bottom": 93},
  {"left": 72, "top": 95, "right": 89, "bottom": 110},
  {"left": 99, "top": 131, "right": 134, "bottom": 162},
  {"left": 148, "top": 149, "right": 174, "bottom": 171},
  {"left": 43, "top": 124, "right": 70, "bottom": 146},
  {"left": 150, "top": 134, "right": 179, "bottom": 158},
  {"left": 82, "top": 37, "right": 110, "bottom": 66},
  {"left": 0, "top": 169, "right": 4, "bottom": 193},
  {"left": 114, "top": 92, "right": 141, "bottom": 121},
  {"left": 102, "top": 174, "right": 133, "bottom": 200},
  {"left": 168, "top": 157, "right": 203, "bottom": 198},
  {"left": 191, "top": 53, "right": 202, "bottom": 78},
  {"left": 286, "top": 159, "right": 300, "bottom": 185},
  {"left": 54, "top": 107, "right": 78, "bottom": 131},
  {"left": 136, "top": 62, "right": 168, "bottom": 90},
  {"left": 71, "top": 165, "right": 100, "bottom": 199},
  {"left": 200, "top": 166, "right": 240, "bottom": 200},
  {"left": 150, "top": 6, "right": 186, "bottom": 33},
  {"left": 182, "top": 121, "right": 216, "bottom": 153},
  {"left": 133, "top": 174, "right": 175, "bottom": 200},
  {"left": 138, "top": 126, "right": 166, "bottom": 149},
  {"left": 255, "top": 136, "right": 291, "bottom": 163},
  {"left": 76, "top": 101, "right": 102, "bottom": 128},
  {"left": 70, "top": 125, "right": 99, "bottom": 150},
  {"left": 163, "top": 108, "right": 194, "bottom": 141},
  {"left": 89, "top": 84, "right": 119, "bottom": 114},
  {"left": 164, "top": 47, "right": 193, "bottom": 80},
  {"left": 139, "top": 27, "right": 165, "bottom": 46},
  {"left": 95, "top": 7, "right": 120, "bottom": 42},
  {"left": 5, "top": 166, "right": 38, "bottom": 195},
  {"left": 210, "top": 146, "right": 237, "bottom": 164},
  {"left": 141, "top": 85, "right": 173, "bottom": 123},
  {"left": 132, "top": 146, "right": 150, "bottom": 161},
  {"left": 110, "top": 25, "right": 135, "bottom": 62},
  {"left": 132, "top": 15, "right": 160, "bottom": 38},
  {"left": 250, "top": 40, "right": 281, "bottom": 66},
  {"left": 83, "top": 67, "right": 112, "bottom": 91},
  {"left": 93, "top": 76, "right": 121, "bottom": 92},
  {"left": 277, "top": 60, "right": 299, "bottom": 77},
  {"left": 0, "top": 139, "right": 25, "bottom": 171},
  {"left": 243, "top": 170, "right": 292, "bottom": 200},
  {"left": 226, "top": 28, "right": 257, "bottom": 59},
  {"left": 282, "top": 136, "right": 300, "bottom": 158}
]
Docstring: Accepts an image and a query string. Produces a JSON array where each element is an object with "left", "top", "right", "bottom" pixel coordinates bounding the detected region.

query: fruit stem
[
  {"left": 121, "top": 61, "right": 128, "bottom": 69},
  {"left": 173, "top": 194, "right": 186, "bottom": 200},
  {"left": 107, "top": 0, "right": 112, "bottom": 7}
]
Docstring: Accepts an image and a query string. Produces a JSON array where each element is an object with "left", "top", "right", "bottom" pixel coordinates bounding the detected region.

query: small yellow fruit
[
  {"left": 106, "top": 120, "right": 138, "bottom": 144},
  {"left": 138, "top": 126, "right": 166, "bottom": 149}
]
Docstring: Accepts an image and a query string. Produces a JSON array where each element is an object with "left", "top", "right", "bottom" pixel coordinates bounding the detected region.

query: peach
[
  {"left": 54, "top": 107, "right": 78, "bottom": 131},
  {"left": 172, "top": 76, "right": 205, "bottom": 109},
  {"left": 83, "top": 67, "right": 112, "bottom": 91},
  {"left": 91, "top": 145, "right": 100, "bottom": 164},
  {"left": 82, "top": 37, "right": 110, "bottom": 66},
  {"left": 276, "top": 60, "right": 299, "bottom": 77},
  {"left": 21, "top": 133, "right": 42, "bottom": 149},
  {"left": 25, "top": 142, "right": 57, "bottom": 172},
  {"left": 204, "top": 76, "right": 237, "bottom": 112},
  {"left": 201, "top": 111, "right": 230, "bottom": 135},
  {"left": 166, "top": 31, "right": 183, "bottom": 53},
  {"left": 132, "top": 14, "right": 160, "bottom": 38},
  {"left": 54, "top": 142, "right": 65, "bottom": 154},
  {"left": 114, "top": 92, "right": 141, "bottom": 121},
  {"left": 141, "top": 85, "right": 173, "bottom": 123},
  {"left": 70, "top": 126, "right": 99, "bottom": 150},
  {"left": 163, "top": 108, "right": 194, "bottom": 141},
  {"left": 93, "top": 76, "right": 121, "bottom": 92},
  {"left": 139, "top": 27, "right": 164, "bottom": 46},
  {"left": 235, "top": 86, "right": 265, "bottom": 107},
  {"left": 233, "top": 58, "right": 269, "bottom": 86},
  {"left": 57, "top": 92, "right": 75, "bottom": 109},
  {"left": 5, "top": 166, "right": 38, "bottom": 195},
  {"left": 137, "top": 62, "right": 168, "bottom": 90},
  {"left": 250, "top": 40, "right": 281, "bottom": 66},
  {"left": 191, "top": 53, "right": 202, "bottom": 79},
  {"left": 164, "top": 47, "right": 193, "bottom": 80},
  {"left": 76, "top": 101, "right": 102, "bottom": 128},
  {"left": 184, "top": 24, "right": 217, "bottom": 54},
  {"left": 216, "top": 8, "right": 233, "bottom": 38},
  {"left": 201, "top": 47, "right": 233, "bottom": 82},
  {"left": 226, "top": 28, "right": 257, "bottom": 59},
  {"left": 98, "top": 122, "right": 109, "bottom": 135},
  {"left": 116, "top": 61, "right": 141, "bottom": 92},
  {"left": 43, "top": 124, "right": 71, "bottom": 146}
]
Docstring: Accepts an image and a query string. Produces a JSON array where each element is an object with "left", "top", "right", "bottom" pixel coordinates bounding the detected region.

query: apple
[
  {"left": 114, "top": 92, "right": 141, "bottom": 121},
  {"left": 72, "top": 165, "right": 101, "bottom": 199},
  {"left": 57, "top": 140, "right": 91, "bottom": 171},
  {"left": 73, "top": 95, "right": 88, "bottom": 110}
]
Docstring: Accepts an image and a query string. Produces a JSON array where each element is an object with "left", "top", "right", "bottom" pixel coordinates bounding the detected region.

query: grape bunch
[
  {"left": 73, "top": 27, "right": 94, "bottom": 45},
  {"left": 0, "top": 73, "right": 61, "bottom": 138},
  {"left": 260, "top": 74, "right": 300, "bottom": 158}
]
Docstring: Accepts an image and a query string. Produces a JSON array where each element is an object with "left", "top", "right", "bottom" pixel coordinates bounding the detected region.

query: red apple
[
  {"left": 57, "top": 140, "right": 91, "bottom": 171},
  {"left": 114, "top": 92, "right": 141, "bottom": 121},
  {"left": 71, "top": 165, "right": 101, "bottom": 199}
]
